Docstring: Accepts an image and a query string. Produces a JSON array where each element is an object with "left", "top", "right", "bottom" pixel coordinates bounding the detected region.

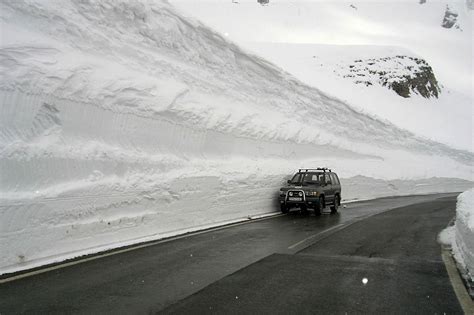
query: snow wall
[
  {"left": 453, "top": 189, "right": 474, "bottom": 283},
  {"left": 0, "top": 0, "right": 472, "bottom": 274}
]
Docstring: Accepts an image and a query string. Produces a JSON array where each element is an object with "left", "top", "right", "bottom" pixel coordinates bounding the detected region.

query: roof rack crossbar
[{"left": 298, "top": 168, "right": 332, "bottom": 172}]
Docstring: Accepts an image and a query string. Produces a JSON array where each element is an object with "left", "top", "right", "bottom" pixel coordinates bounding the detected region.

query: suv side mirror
[{"left": 287, "top": 180, "right": 291, "bottom": 184}]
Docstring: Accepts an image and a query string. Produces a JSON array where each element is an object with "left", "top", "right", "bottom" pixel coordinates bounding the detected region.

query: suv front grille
[
  {"left": 288, "top": 191, "right": 303, "bottom": 197},
  {"left": 287, "top": 190, "right": 305, "bottom": 202}
]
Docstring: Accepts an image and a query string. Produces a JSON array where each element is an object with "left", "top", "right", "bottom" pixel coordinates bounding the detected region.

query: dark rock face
[
  {"left": 338, "top": 56, "right": 441, "bottom": 99},
  {"left": 384, "top": 57, "right": 441, "bottom": 98},
  {"left": 396, "top": 63, "right": 440, "bottom": 98},
  {"left": 442, "top": 5, "right": 459, "bottom": 28}
]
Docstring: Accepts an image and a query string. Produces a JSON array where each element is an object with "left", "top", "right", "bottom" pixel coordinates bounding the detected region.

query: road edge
[
  {"left": 0, "top": 212, "right": 283, "bottom": 283},
  {"left": 441, "top": 247, "right": 474, "bottom": 313}
]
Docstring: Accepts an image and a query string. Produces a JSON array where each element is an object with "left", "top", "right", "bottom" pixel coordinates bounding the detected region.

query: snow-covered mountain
[{"left": 0, "top": 0, "right": 472, "bottom": 274}]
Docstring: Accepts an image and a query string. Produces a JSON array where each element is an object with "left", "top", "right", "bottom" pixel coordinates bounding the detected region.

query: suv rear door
[
  {"left": 323, "top": 173, "right": 335, "bottom": 202},
  {"left": 330, "top": 173, "right": 341, "bottom": 197}
]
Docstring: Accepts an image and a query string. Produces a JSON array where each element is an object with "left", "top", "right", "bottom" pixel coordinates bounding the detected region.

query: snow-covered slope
[
  {"left": 244, "top": 43, "right": 473, "bottom": 150},
  {"left": 174, "top": 0, "right": 473, "bottom": 151},
  {"left": 0, "top": 0, "right": 472, "bottom": 274}
]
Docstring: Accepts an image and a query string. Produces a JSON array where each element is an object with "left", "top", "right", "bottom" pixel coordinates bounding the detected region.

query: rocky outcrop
[
  {"left": 336, "top": 56, "right": 441, "bottom": 98},
  {"left": 442, "top": 5, "right": 460, "bottom": 29}
]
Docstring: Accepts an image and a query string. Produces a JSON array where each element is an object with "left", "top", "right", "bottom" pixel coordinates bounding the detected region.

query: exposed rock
[
  {"left": 334, "top": 56, "right": 441, "bottom": 98},
  {"left": 442, "top": 5, "right": 459, "bottom": 28}
]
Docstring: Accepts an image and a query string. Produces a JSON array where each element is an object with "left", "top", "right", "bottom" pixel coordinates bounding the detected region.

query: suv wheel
[
  {"left": 280, "top": 204, "right": 289, "bottom": 214},
  {"left": 314, "top": 196, "right": 324, "bottom": 216},
  {"left": 330, "top": 195, "right": 339, "bottom": 214}
]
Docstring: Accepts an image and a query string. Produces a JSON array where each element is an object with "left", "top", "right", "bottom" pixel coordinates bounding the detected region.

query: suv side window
[
  {"left": 325, "top": 174, "right": 332, "bottom": 185},
  {"left": 331, "top": 173, "right": 340, "bottom": 185}
]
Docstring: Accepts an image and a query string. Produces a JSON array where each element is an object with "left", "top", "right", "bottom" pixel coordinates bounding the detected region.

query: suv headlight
[{"left": 305, "top": 191, "right": 319, "bottom": 197}]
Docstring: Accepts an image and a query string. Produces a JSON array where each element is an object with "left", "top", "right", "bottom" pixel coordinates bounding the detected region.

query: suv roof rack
[{"left": 298, "top": 167, "right": 332, "bottom": 173}]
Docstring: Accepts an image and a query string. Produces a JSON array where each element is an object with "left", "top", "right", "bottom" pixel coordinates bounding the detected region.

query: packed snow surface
[{"left": 0, "top": 0, "right": 472, "bottom": 274}]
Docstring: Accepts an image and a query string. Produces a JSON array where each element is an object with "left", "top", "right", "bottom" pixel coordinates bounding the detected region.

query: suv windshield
[{"left": 289, "top": 172, "right": 323, "bottom": 185}]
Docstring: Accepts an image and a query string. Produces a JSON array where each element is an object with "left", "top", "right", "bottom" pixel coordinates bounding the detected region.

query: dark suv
[{"left": 279, "top": 168, "right": 341, "bottom": 215}]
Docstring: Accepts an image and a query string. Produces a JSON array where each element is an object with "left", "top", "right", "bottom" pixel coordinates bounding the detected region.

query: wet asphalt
[{"left": 0, "top": 193, "right": 462, "bottom": 314}]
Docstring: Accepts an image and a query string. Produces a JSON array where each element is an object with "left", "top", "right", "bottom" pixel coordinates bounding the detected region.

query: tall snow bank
[
  {"left": 0, "top": 0, "right": 473, "bottom": 274},
  {"left": 453, "top": 189, "right": 474, "bottom": 282},
  {"left": 439, "top": 188, "right": 474, "bottom": 289}
]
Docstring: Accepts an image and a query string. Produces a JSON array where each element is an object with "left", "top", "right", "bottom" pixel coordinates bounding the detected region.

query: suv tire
[
  {"left": 314, "top": 196, "right": 324, "bottom": 216},
  {"left": 280, "top": 204, "right": 289, "bottom": 214},
  {"left": 330, "top": 195, "right": 339, "bottom": 214}
]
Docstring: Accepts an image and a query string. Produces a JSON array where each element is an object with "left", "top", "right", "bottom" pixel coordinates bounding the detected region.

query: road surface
[{"left": 0, "top": 193, "right": 464, "bottom": 314}]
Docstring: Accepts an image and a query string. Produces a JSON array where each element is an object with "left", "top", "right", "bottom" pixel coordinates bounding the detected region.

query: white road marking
[
  {"left": 287, "top": 223, "right": 344, "bottom": 250},
  {"left": 441, "top": 248, "right": 474, "bottom": 313},
  {"left": 286, "top": 206, "right": 399, "bottom": 252}
]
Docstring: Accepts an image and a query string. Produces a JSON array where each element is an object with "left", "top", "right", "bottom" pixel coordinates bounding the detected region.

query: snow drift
[{"left": 0, "top": 0, "right": 472, "bottom": 274}]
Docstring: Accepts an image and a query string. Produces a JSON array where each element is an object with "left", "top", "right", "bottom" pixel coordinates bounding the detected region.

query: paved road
[{"left": 0, "top": 194, "right": 462, "bottom": 314}]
